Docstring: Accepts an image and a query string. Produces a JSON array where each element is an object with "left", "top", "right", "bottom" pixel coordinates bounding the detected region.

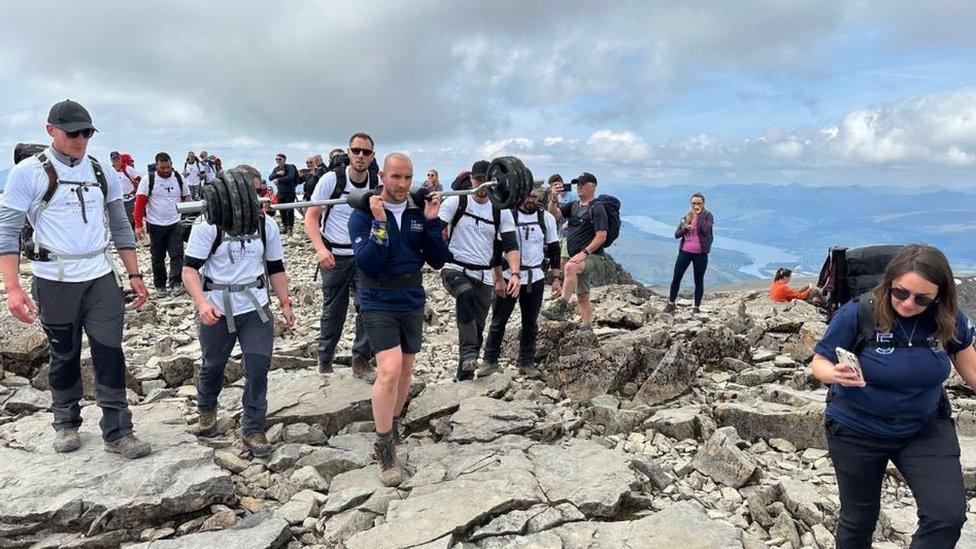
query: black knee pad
[
  {"left": 443, "top": 272, "right": 476, "bottom": 324},
  {"left": 89, "top": 336, "right": 127, "bottom": 389},
  {"left": 43, "top": 324, "right": 82, "bottom": 390}
]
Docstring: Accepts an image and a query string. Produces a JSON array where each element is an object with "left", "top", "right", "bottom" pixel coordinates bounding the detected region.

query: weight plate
[
  {"left": 229, "top": 169, "right": 256, "bottom": 236},
  {"left": 203, "top": 184, "right": 220, "bottom": 226},
  {"left": 213, "top": 173, "right": 234, "bottom": 234},
  {"left": 241, "top": 173, "right": 261, "bottom": 234},
  {"left": 223, "top": 169, "right": 245, "bottom": 236}
]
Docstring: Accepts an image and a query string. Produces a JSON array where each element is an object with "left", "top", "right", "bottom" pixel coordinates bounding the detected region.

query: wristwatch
[
  {"left": 582, "top": 249, "right": 590, "bottom": 256},
  {"left": 128, "top": 273, "right": 143, "bottom": 280}
]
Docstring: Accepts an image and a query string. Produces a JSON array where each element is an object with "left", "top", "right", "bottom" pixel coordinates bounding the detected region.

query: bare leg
[
  {"left": 371, "top": 346, "right": 403, "bottom": 433},
  {"left": 561, "top": 258, "right": 585, "bottom": 301},
  {"left": 393, "top": 354, "right": 415, "bottom": 417},
  {"left": 578, "top": 292, "right": 594, "bottom": 324}
]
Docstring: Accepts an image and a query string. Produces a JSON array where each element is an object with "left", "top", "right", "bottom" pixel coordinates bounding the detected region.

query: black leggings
[
  {"left": 147, "top": 222, "right": 184, "bottom": 289},
  {"left": 278, "top": 192, "right": 296, "bottom": 232},
  {"left": 668, "top": 250, "right": 708, "bottom": 306}
]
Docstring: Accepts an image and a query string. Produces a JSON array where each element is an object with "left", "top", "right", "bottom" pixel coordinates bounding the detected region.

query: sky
[{"left": 1, "top": 1, "right": 975, "bottom": 188}]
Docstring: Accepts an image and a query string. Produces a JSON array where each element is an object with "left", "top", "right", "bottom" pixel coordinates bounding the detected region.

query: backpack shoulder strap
[
  {"left": 259, "top": 215, "right": 268, "bottom": 258},
  {"left": 538, "top": 208, "right": 547, "bottom": 241},
  {"left": 368, "top": 171, "right": 379, "bottom": 189},
  {"left": 330, "top": 168, "right": 347, "bottom": 200},
  {"left": 36, "top": 153, "right": 59, "bottom": 204},
  {"left": 88, "top": 156, "right": 109, "bottom": 207},
  {"left": 173, "top": 171, "right": 186, "bottom": 194},
  {"left": 853, "top": 294, "right": 878, "bottom": 355},
  {"left": 148, "top": 171, "right": 156, "bottom": 195},
  {"left": 492, "top": 205, "right": 501, "bottom": 238},
  {"left": 209, "top": 228, "right": 224, "bottom": 259},
  {"left": 450, "top": 195, "right": 468, "bottom": 230}
]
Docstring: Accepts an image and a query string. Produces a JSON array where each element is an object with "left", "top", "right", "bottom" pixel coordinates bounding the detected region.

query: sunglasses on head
[
  {"left": 349, "top": 147, "right": 373, "bottom": 157},
  {"left": 65, "top": 128, "right": 95, "bottom": 139},
  {"left": 891, "top": 286, "right": 936, "bottom": 307}
]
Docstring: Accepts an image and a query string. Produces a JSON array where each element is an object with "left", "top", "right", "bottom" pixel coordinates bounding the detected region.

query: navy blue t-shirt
[{"left": 815, "top": 300, "right": 975, "bottom": 438}]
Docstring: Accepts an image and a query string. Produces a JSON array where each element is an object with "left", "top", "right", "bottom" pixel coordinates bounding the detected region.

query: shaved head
[
  {"left": 380, "top": 152, "right": 414, "bottom": 203},
  {"left": 383, "top": 152, "right": 412, "bottom": 171}
]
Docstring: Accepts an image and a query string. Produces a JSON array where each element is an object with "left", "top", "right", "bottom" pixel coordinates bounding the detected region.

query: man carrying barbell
[
  {"left": 349, "top": 152, "right": 447, "bottom": 486},
  {"left": 438, "top": 160, "right": 520, "bottom": 381},
  {"left": 182, "top": 166, "right": 295, "bottom": 458},
  {"left": 304, "top": 132, "right": 380, "bottom": 380}
]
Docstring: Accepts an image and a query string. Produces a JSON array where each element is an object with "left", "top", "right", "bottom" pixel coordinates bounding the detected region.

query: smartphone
[{"left": 835, "top": 347, "right": 863, "bottom": 380}]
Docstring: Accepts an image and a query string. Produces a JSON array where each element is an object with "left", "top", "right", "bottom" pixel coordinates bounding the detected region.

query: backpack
[
  {"left": 18, "top": 150, "right": 110, "bottom": 261},
  {"left": 816, "top": 245, "right": 905, "bottom": 319},
  {"left": 588, "top": 195, "right": 621, "bottom": 249},
  {"left": 148, "top": 170, "right": 187, "bottom": 197}
]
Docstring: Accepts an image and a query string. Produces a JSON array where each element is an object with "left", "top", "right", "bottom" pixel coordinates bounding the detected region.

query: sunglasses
[
  {"left": 349, "top": 147, "right": 373, "bottom": 157},
  {"left": 891, "top": 286, "right": 936, "bottom": 307},
  {"left": 65, "top": 128, "right": 95, "bottom": 139},
  {"left": 276, "top": 157, "right": 284, "bottom": 161},
  {"left": 691, "top": 201, "right": 704, "bottom": 205}
]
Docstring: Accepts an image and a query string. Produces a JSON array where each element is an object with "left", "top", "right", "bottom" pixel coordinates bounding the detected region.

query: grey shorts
[{"left": 362, "top": 307, "right": 424, "bottom": 354}]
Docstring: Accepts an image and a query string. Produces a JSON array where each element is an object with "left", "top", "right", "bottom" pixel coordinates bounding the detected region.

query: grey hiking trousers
[
  {"left": 32, "top": 272, "right": 132, "bottom": 442},
  {"left": 318, "top": 256, "right": 370, "bottom": 367}
]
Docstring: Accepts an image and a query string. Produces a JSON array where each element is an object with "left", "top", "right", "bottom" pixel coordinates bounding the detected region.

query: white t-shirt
[
  {"left": 185, "top": 215, "right": 284, "bottom": 316},
  {"left": 136, "top": 173, "right": 190, "bottom": 226},
  {"left": 506, "top": 209, "right": 559, "bottom": 285},
  {"left": 310, "top": 167, "right": 375, "bottom": 256},
  {"left": 1, "top": 147, "right": 123, "bottom": 282},
  {"left": 385, "top": 199, "right": 407, "bottom": 228},
  {"left": 112, "top": 165, "right": 141, "bottom": 198},
  {"left": 183, "top": 161, "right": 213, "bottom": 187},
  {"left": 438, "top": 196, "right": 516, "bottom": 285}
]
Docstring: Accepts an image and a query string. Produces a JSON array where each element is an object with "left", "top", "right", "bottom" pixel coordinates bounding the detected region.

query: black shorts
[{"left": 362, "top": 307, "right": 424, "bottom": 354}]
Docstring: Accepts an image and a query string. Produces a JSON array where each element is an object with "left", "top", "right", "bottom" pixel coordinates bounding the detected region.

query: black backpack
[
  {"left": 15, "top": 148, "right": 109, "bottom": 261},
  {"left": 816, "top": 245, "right": 905, "bottom": 319},
  {"left": 589, "top": 195, "right": 621, "bottom": 249},
  {"left": 148, "top": 170, "right": 187, "bottom": 197}
]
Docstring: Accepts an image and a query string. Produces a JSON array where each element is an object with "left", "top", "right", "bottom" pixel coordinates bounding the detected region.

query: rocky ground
[{"left": 3, "top": 236, "right": 976, "bottom": 548}]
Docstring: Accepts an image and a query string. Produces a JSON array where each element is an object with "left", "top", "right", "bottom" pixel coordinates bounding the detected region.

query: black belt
[
  {"left": 203, "top": 276, "right": 265, "bottom": 292},
  {"left": 325, "top": 240, "right": 353, "bottom": 250},
  {"left": 359, "top": 271, "right": 422, "bottom": 290}
]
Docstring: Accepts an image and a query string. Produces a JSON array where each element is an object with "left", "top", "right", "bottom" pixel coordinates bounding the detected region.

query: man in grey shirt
[{"left": 0, "top": 100, "right": 151, "bottom": 458}]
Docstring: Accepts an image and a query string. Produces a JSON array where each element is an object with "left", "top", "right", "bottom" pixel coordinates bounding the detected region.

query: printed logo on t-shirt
[
  {"left": 410, "top": 220, "right": 423, "bottom": 232},
  {"left": 874, "top": 332, "right": 895, "bottom": 355}
]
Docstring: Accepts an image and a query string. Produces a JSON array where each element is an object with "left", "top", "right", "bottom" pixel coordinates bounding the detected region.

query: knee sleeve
[
  {"left": 43, "top": 324, "right": 81, "bottom": 390},
  {"left": 89, "top": 336, "right": 127, "bottom": 389}
]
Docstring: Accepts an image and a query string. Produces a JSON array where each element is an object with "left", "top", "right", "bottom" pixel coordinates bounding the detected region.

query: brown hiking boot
[
  {"left": 197, "top": 410, "right": 218, "bottom": 437},
  {"left": 475, "top": 360, "right": 501, "bottom": 378},
  {"left": 243, "top": 431, "right": 273, "bottom": 458},
  {"left": 374, "top": 436, "right": 404, "bottom": 487},
  {"left": 104, "top": 434, "right": 151, "bottom": 459},
  {"left": 53, "top": 427, "right": 81, "bottom": 453},
  {"left": 663, "top": 302, "right": 676, "bottom": 314},
  {"left": 352, "top": 356, "right": 377, "bottom": 383},
  {"left": 541, "top": 299, "right": 570, "bottom": 321},
  {"left": 318, "top": 361, "right": 334, "bottom": 374},
  {"left": 518, "top": 363, "right": 544, "bottom": 380}
]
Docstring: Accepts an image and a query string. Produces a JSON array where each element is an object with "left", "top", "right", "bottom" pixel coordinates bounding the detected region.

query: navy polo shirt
[{"left": 815, "top": 300, "right": 975, "bottom": 439}]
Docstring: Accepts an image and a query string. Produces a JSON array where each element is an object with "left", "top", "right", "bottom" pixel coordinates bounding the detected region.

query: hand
[
  {"left": 832, "top": 363, "right": 865, "bottom": 387},
  {"left": 276, "top": 170, "right": 285, "bottom": 176},
  {"left": 281, "top": 305, "right": 296, "bottom": 329},
  {"left": 423, "top": 192, "right": 442, "bottom": 220},
  {"left": 494, "top": 279, "right": 507, "bottom": 298},
  {"left": 7, "top": 287, "right": 38, "bottom": 324},
  {"left": 568, "top": 252, "right": 587, "bottom": 265},
  {"left": 506, "top": 275, "right": 520, "bottom": 297},
  {"left": 316, "top": 248, "right": 336, "bottom": 270},
  {"left": 129, "top": 277, "right": 149, "bottom": 309},
  {"left": 551, "top": 278, "right": 563, "bottom": 297},
  {"left": 552, "top": 182, "right": 565, "bottom": 195},
  {"left": 369, "top": 196, "right": 387, "bottom": 222},
  {"left": 196, "top": 299, "right": 222, "bottom": 326},
  {"left": 135, "top": 225, "right": 144, "bottom": 239}
]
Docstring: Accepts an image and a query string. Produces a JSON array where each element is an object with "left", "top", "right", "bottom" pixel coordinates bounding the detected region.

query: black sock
[{"left": 376, "top": 430, "right": 393, "bottom": 443}]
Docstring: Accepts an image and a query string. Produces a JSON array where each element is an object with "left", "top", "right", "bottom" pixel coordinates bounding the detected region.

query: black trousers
[
  {"left": 440, "top": 269, "right": 492, "bottom": 373},
  {"left": 826, "top": 416, "right": 966, "bottom": 548},
  {"left": 318, "top": 256, "right": 370, "bottom": 366},
  {"left": 483, "top": 279, "right": 545, "bottom": 366},
  {"left": 278, "top": 191, "right": 296, "bottom": 233},
  {"left": 668, "top": 250, "right": 708, "bottom": 306},
  {"left": 147, "top": 222, "right": 184, "bottom": 289}
]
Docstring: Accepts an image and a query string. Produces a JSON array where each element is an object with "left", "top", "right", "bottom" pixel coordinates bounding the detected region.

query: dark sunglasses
[
  {"left": 891, "top": 286, "right": 936, "bottom": 307},
  {"left": 691, "top": 200, "right": 704, "bottom": 205},
  {"left": 65, "top": 128, "right": 95, "bottom": 139},
  {"left": 349, "top": 147, "right": 373, "bottom": 157}
]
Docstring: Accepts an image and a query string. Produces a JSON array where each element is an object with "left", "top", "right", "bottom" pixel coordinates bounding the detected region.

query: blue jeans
[{"left": 197, "top": 306, "right": 273, "bottom": 436}]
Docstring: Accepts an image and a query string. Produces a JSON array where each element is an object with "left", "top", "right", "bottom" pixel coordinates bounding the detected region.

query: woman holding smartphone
[
  {"left": 810, "top": 244, "right": 976, "bottom": 548},
  {"left": 664, "top": 192, "right": 713, "bottom": 314}
]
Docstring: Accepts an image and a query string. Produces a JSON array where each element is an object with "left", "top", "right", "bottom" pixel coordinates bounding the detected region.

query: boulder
[
  {"left": 0, "top": 401, "right": 234, "bottom": 543},
  {"left": 404, "top": 373, "right": 512, "bottom": 429},
  {"left": 134, "top": 516, "right": 291, "bottom": 548},
  {"left": 265, "top": 370, "right": 373, "bottom": 435},
  {"left": 692, "top": 427, "right": 760, "bottom": 488},
  {"left": 713, "top": 399, "right": 826, "bottom": 450},
  {"left": 648, "top": 405, "right": 702, "bottom": 440},
  {"left": 446, "top": 397, "right": 538, "bottom": 443},
  {"left": 634, "top": 344, "right": 698, "bottom": 405},
  {"left": 0, "top": 316, "right": 48, "bottom": 375}
]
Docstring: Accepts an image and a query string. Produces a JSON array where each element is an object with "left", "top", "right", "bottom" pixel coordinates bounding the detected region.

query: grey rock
[
  {"left": 214, "top": 449, "right": 251, "bottom": 474},
  {"left": 3, "top": 385, "right": 52, "bottom": 413},
  {"left": 524, "top": 502, "right": 586, "bottom": 534},
  {"left": 290, "top": 466, "right": 329, "bottom": 492},
  {"left": 770, "top": 511, "right": 802, "bottom": 548},
  {"left": 317, "top": 509, "right": 375, "bottom": 546},
  {"left": 446, "top": 397, "right": 538, "bottom": 443},
  {"left": 0, "top": 315, "right": 48, "bottom": 372},
  {"left": 714, "top": 399, "right": 827, "bottom": 450},
  {"left": 157, "top": 355, "right": 196, "bottom": 387},
  {"left": 274, "top": 497, "right": 317, "bottom": 525},
  {"left": 295, "top": 446, "right": 368, "bottom": 482},
  {"left": 691, "top": 426, "right": 760, "bottom": 488},
  {"left": 648, "top": 405, "right": 701, "bottom": 440},
  {"left": 634, "top": 344, "right": 698, "bottom": 405},
  {"left": 0, "top": 401, "right": 233, "bottom": 539},
  {"left": 267, "top": 443, "right": 303, "bottom": 473},
  {"left": 631, "top": 456, "right": 677, "bottom": 490},
  {"left": 265, "top": 370, "right": 373, "bottom": 435},
  {"left": 404, "top": 373, "right": 512, "bottom": 429},
  {"left": 282, "top": 423, "right": 328, "bottom": 445},
  {"left": 322, "top": 485, "right": 375, "bottom": 515},
  {"left": 777, "top": 478, "right": 824, "bottom": 527},
  {"left": 139, "top": 516, "right": 291, "bottom": 548}
]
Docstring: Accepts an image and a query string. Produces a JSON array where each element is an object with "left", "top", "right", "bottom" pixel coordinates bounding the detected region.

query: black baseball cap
[
  {"left": 47, "top": 100, "right": 97, "bottom": 133},
  {"left": 471, "top": 160, "right": 489, "bottom": 179},
  {"left": 109, "top": 151, "right": 120, "bottom": 159},
  {"left": 571, "top": 172, "right": 597, "bottom": 185}
]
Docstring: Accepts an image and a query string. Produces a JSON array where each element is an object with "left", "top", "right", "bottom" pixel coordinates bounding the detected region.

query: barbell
[{"left": 175, "top": 156, "right": 537, "bottom": 234}]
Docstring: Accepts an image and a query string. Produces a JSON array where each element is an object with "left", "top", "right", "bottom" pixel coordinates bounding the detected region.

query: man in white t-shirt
[
  {"left": 0, "top": 100, "right": 151, "bottom": 458},
  {"left": 303, "top": 132, "right": 379, "bottom": 379},
  {"left": 482, "top": 185, "right": 561, "bottom": 379},
  {"left": 134, "top": 152, "right": 191, "bottom": 296},
  {"left": 438, "top": 160, "right": 520, "bottom": 381},
  {"left": 109, "top": 151, "right": 141, "bottom": 228},
  {"left": 183, "top": 151, "right": 215, "bottom": 199},
  {"left": 183, "top": 165, "right": 295, "bottom": 458}
]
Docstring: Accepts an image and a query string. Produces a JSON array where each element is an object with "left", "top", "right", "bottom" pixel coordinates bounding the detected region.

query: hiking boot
[
  {"left": 457, "top": 358, "right": 477, "bottom": 381},
  {"left": 53, "top": 427, "right": 81, "bottom": 453},
  {"left": 318, "top": 361, "right": 334, "bottom": 374},
  {"left": 475, "top": 360, "right": 501, "bottom": 378},
  {"left": 243, "top": 431, "right": 273, "bottom": 458},
  {"left": 374, "top": 436, "right": 404, "bottom": 487},
  {"left": 169, "top": 285, "right": 186, "bottom": 297},
  {"left": 392, "top": 417, "right": 406, "bottom": 450},
  {"left": 692, "top": 306, "right": 701, "bottom": 315},
  {"left": 105, "top": 434, "right": 151, "bottom": 459},
  {"left": 663, "top": 302, "right": 676, "bottom": 314},
  {"left": 352, "top": 356, "right": 377, "bottom": 383},
  {"left": 197, "top": 409, "right": 218, "bottom": 437},
  {"left": 518, "top": 363, "right": 544, "bottom": 380},
  {"left": 156, "top": 287, "right": 170, "bottom": 298},
  {"left": 578, "top": 322, "right": 593, "bottom": 332},
  {"left": 541, "top": 299, "right": 570, "bottom": 321}
]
